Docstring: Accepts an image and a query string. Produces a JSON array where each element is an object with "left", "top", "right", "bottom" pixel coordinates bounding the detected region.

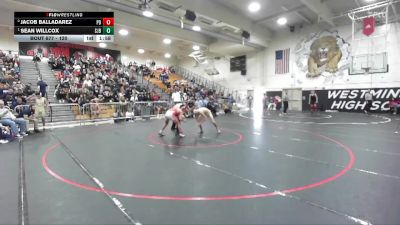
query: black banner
[
  {"left": 15, "top": 12, "right": 113, "bottom": 18},
  {"left": 302, "top": 88, "right": 400, "bottom": 112},
  {"left": 15, "top": 19, "right": 105, "bottom": 26},
  {"left": 19, "top": 42, "right": 121, "bottom": 62},
  {"left": 15, "top": 27, "right": 105, "bottom": 35}
]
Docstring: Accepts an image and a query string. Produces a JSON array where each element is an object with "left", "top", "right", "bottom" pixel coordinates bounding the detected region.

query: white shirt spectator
[
  {"left": 182, "top": 92, "right": 188, "bottom": 101},
  {"left": 0, "top": 108, "right": 16, "bottom": 120},
  {"left": 83, "top": 79, "right": 93, "bottom": 87},
  {"left": 73, "top": 77, "right": 80, "bottom": 85},
  {"left": 365, "top": 92, "right": 373, "bottom": 101},
  {"left": 6, "top": 52, "right": 13, "bottom": 60},
  {"left": 73, "top": 64, "right": 81, "bottom": 71},
  {"left": 172, "top": 91, "right": 182, "bottom": 103},
  {"left": 130, "top": 95, "right": 137, "bottom": 102}
]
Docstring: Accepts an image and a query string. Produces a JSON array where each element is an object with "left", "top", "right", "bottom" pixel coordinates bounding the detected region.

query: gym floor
[{"left": 1, "top": 111, "right": 400, "bottom": 225}]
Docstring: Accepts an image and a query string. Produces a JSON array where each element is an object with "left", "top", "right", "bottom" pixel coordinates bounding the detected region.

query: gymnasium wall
[
  {"left": 119, "top": 50, "right": 176, "bottom": 69},
  {"left": 0, "top": 27, "right": 18, "bottom": 51},
  {"left": 265, "top": 22, "right": 400, "bottom": 91},
  {"left": 178, "top": 50, "right": 266, "bottom": 92},
  {"left": 178, "top": 22, "right": 400, "bottom": 94}
]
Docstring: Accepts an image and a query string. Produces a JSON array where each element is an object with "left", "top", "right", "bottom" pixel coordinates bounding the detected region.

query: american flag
[{"left": 275, "top": 48, "right": 290, "bottom": 74}]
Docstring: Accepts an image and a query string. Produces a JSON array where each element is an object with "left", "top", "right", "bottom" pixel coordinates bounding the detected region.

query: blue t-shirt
[{"left": 37, "top": 81, "right": 48, "bottom": 93}]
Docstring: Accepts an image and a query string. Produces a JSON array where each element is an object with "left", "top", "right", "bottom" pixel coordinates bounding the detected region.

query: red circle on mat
[
  {"left": 147, "top": 128, "right": 244, "bottom": 148},
  {"left": 42, "top": 131, "right": 355, "bottom": 201}
]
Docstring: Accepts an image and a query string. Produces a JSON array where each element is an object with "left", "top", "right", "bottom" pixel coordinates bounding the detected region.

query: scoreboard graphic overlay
[{"left": 14, "top": 12, "right": 114, "bottom": 43}]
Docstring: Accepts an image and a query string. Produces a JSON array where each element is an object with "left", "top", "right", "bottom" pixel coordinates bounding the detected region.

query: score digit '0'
[{"left": 102, "top": 18, "right": 114, "bottom": 26}]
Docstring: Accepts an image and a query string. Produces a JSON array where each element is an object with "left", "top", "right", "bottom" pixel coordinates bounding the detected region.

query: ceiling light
[
  {"left": 164, "top": 53, "right": 171, "bottom": 58},
  {"left": 143, "top": 10, "right": 154, "bottom": 17},
  {"left": 99, "top": 43, "right": 107, "bottom": 48},
  {"left": 163, "top": 38, "right": 172, "bottom": 44},
  {"left": 277, "top": 17, "right": 287, "bottom": 25},
  {"left": 192, "top": 25, "right": 201, "bottom": 32},
  {"left": 248, "top": 2, "right": 261, "bottom": 12},
  {"left": 192, "top": 45, "right": 200, "bottom": 51},
  {"left": 138, "top": 49, "right": 145, "bottom": 54},
  {"left": 118, "top": 29, "right": 129, "bottom": 36},
  {"left": 365, "top": 0, "right": 375, "bottom": 2}
]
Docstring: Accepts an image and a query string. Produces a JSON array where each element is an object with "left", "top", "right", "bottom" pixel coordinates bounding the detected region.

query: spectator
[
  {"left": 282, "top": 91, "right": 289, "bottom": 114},
  {"left": 267, "top": 97, "right": 276, "bottom": 111},
  {"left": 37, "top": 78, "right": 48, "bottom": 98},
  {"left": 274, "top": 96, "right": 282, "bottom": 111},
  {"left": 389, "top": 98, "right": 400, "bottom": 115},
  {"left": 14, "top": 80, "right": 25, "bottom": 94},
  {"left": 227, "top": 94, "right": 235, "bottom": 111},
  {"left": 247, "top": 94, "right": 253, "bottom": 110},
  {"left": 171, "top": 90, "right": 182, "bottom": 104},
  {"left": 78, "top": 93, "right": 88, "bottom": 108},
  {"left": 263, "top": 93, "right": 268, "bottom": 109},
  {"left": 364, "top": 90, "right": 373, "bottom": 114},
  {"left": 0, "top": 124, "right": 11, "bottom": 144},
  {"left": 309, "top": 90, "right": 318, "bottom": 113},
  {"left": 90, "top": 98, "right": 100, "bottom": 119},
  {"left": 152, "top": 92, "right": 160, "bottom": 101},
  {"left": 0, "top": 100, "right": 28, "bottom": 138},
  {"left": 83, "top": 77, "right": 92, "bottom": 88},
  {"left": 36, "top": 46, "right": 43, "bottom": 59}
]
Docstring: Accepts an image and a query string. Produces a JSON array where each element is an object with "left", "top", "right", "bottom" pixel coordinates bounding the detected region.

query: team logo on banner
[{"left": 363, "top": 17, "right": 375, "bottom": 36}]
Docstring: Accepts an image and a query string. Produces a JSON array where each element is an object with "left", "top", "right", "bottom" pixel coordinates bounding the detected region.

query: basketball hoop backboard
[
  {"left": 347, "top": 1, "right": 391, "bottom": 76},
  {"left": 350, "top": 52, "right": 388, "bottom": 75}
]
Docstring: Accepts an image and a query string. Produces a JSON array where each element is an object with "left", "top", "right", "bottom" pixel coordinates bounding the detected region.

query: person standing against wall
[
  {"left": 309, "top": 90, "right": 319, "bottom": 113},
  {"left": 227, "top": 94, "right": 235, "bottom": 112},
  {"left": 364, "top": 90, "right": 373, "bottom": 114},
  {"left": 247, "top": 94, "right": 253, "bottom": 110},
  {"left": 275, "top": 96, "right": 282, "bottom": 112},
  {"left": 282, "top": 91, "right": 289, "bottom": 115},
  {"left": 263, "top": 93, "right": 268, "bottom": 111}
]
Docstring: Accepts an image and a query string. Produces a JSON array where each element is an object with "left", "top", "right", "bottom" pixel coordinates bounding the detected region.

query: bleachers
[{"left": 144, "top": 71, "right": 184, "bottom": 92}]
